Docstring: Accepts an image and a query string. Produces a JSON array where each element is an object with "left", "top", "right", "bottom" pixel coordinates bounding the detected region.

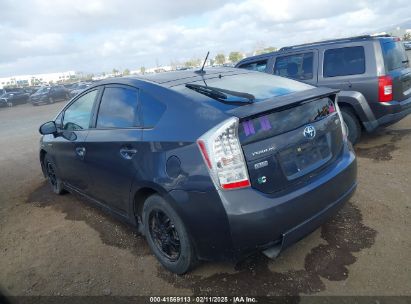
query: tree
[
  {"left": 184, "top": 58, "right": 201, "bottom": 68},
  {"left": 228, "top": 52, "right": 243, "bottom": 63},
  {"left": 255, "top": 46, "right": 277, "bottom": 55},
  {"left": 140, "top": 66, "right": 146, "bottom": 74},
  {"left": 123, "top": 69, "right": 130, "bottom": 76},
  {"left": 215, "top": 53, "right": 225, "bottom": 65},
  {"left": 112, "top": 68, "right": 119, "bottom": 75},
  {"left": 404, "top": 32, "right": 411, "bottom": 41}
]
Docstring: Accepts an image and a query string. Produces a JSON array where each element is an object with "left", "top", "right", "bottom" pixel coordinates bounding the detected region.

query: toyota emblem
[{"left": 303, "top": 125, "right": 316, "bottom": 139}]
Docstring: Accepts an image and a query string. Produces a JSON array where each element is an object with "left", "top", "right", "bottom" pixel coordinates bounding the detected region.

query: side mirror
[{"left": 39, "top": 121, "right": 57, "bottom": 135}]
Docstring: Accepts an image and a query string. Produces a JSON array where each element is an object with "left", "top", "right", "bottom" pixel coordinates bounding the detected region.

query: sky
[{"left": 1, "top": 0, "right": 411, "bottom": 77}]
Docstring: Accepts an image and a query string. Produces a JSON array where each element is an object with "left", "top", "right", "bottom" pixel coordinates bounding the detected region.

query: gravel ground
[{"left": 0, "top": 102, "right": 410, "bottom": 299}]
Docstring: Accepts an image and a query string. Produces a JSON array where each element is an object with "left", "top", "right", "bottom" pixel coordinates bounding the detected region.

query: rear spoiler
[{"left": 227, "top": 87, "right": 340, "bottom": 119}]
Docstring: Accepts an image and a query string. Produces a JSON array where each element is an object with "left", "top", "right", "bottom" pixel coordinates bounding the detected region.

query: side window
[
  {"left": 96, "top": 86, "right": 139, "bottom": 128},
  {"left": 140, "top": 90, "right": 166, "bottom": 128},
  {"left": 323, "top": 46, "right": 365, "bottom": 77},
  {"left": 274, "top": 52, "right": 314, "bottom": 80},
  {"left": 238, "top": 60, "right": 267, "bottom": 72},
  {"left": 63, "top": 89, "right": 98, "bottom": 131}
]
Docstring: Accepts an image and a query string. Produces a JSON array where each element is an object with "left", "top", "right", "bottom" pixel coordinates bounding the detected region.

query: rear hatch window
[
  {"left": 381, "top": 38, "right": 409, "bottom": 71},
  {"left": 381, "top": 38, "right": 411, "bottom": 100}
]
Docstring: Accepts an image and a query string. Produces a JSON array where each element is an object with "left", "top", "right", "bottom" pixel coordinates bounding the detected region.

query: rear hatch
[
  {"left": 230, "top": 88, "right": 343, "bottom": 194},
  {"left": 380, "top": 38, "right": 411, "bottom": 101}
]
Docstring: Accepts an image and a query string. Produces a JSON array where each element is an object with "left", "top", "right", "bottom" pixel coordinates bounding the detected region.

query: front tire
[
  {"left": 143, "top": 195, "right": 196, "bottom": 274},
  {"left": 341, "top": 108, "right": 361, "bottom": 144},
  {"left": 44, "top": 155, "right": 65, "bottom": 195}
]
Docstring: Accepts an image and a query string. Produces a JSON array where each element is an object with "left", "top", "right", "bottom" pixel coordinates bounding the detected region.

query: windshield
[
  {"left": 36, "top": 87, "right": 50, "bottom": 94},
  {"left": 181, "top": 72, "right": 312, "bottom": 103},
  {"left": 381, "top": 39, "right": 409, "bottom": 71}
]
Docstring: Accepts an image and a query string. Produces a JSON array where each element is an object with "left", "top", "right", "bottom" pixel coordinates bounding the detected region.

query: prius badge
[{"left": 303, "top": 125, "right": 316, "bottom": 139}]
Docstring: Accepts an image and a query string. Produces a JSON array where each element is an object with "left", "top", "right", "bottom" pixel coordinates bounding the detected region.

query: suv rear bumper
[
  {"left": 364, "top": 97, "right": 411, "bottom": 131},
  {"left": 168, "top": 144, "right": 357, "bottom": 261}
]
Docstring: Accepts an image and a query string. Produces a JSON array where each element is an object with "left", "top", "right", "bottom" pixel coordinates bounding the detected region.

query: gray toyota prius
[{"left": 38, "top": 68, "right": 357, "bottom": 274}]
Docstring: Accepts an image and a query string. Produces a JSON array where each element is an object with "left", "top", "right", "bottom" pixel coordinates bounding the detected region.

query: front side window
[
  {"left": 63, "top": 89, "right": 98, "bottom": 130},
  {"left": 239, "top": 60, "right": 268, "bottom": 72},
  {"left": 274, "top": 52, "right": 314, "bottom": 80},
  {"left": 96, "top": 86, "right": 139, "bottom": 128},
  {"left": 323, "top": 46, "right": 365, "bottom": 77}
]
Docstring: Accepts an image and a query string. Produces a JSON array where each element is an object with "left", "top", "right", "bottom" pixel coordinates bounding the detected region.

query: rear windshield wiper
[{"left": 185, "top": 83, "right": 255, "bottom": 105}]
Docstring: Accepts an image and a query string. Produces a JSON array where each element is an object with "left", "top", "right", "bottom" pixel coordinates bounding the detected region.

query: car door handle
[
  {"left": 120, "top": 148, "right": 137, "bottom": 160},
  {"left": 75, "top": 147, "right": 86, "bottom": 159}
]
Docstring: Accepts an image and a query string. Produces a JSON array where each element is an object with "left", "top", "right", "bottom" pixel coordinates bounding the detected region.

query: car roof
[
  {"left": 91, "top": 67, "right": 250, "bottom": 88},
  {"left": 237, "top": 34, "right": 398, "bottom": 66}
]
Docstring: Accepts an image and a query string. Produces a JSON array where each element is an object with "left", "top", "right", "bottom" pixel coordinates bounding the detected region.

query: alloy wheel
[{"left": 149, "top": 209, "right": 181, "bottom": 261}]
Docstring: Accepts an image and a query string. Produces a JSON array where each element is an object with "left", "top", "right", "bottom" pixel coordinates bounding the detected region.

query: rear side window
[
  {"left": 274, "top": 52, "right": 314, "bottom": 80},
  {"left": 381, "top": 39, "right": 409, "bottom": 71},
  {"left": 238, "top": 60, "right": 267, "bottom": 72},
  {"left": 140, "top": 90, "right": 166, "bottom": 128},
  {"left": 323, "top": 46, "right": 365, "bottom": 77},
  {"left": 96, "top": 87, "right": 140, "bottom": 128}
]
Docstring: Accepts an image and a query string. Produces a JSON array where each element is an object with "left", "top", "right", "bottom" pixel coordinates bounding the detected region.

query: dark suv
[
  {"left": 30, "top": 85, "right": 69, "bottom": 105},
  {"left": 0, "top": 90, "right": 30, "bottom": 107},
  {"left": 236, "top": 35, "right": 411, "bottom": 143},
  {"left": 38, "top": 68, "right": 356, "bottom": 274}
]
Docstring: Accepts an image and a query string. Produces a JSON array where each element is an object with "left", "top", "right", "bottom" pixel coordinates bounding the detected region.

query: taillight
[
  {"left": 378, "top": 76, "right": 393, "bottom": 102},
  {"left": 197, "top": 117, "right": 251, "bottom": 190}
]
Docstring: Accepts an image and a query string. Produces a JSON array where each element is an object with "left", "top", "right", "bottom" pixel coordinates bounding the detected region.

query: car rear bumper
[
  {"left": 167, "top": 144, "right": 357, "bottom": 261},
  {"left": 364, "top": 97, "right": 411, "bottom": 131}
]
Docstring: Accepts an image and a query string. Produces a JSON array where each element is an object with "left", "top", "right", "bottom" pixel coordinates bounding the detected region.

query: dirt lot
[{"left": 0, "top": 102, "right": 410, "bottom": 299}]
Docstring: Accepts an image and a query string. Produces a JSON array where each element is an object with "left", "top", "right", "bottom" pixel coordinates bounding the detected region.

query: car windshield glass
[
  {"left": 381, "top": 39, "right": 409, "bottom": 71},
  {"left": 181, "top": 72, "right": 311, "bottom": 103},
  {"left": 37, "top": 87, "right": 50, "bottom": 94}
]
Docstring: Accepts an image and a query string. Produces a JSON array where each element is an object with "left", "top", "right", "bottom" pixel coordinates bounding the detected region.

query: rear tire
[
  {"left": 44, "top": 155, "right": 65, "bottom": 195},
  {"left": 143, "top": 194, "right": 196, "bottom": 274},
  {"left": 341, "top": 108, "right": 361, "bottom": 144}
]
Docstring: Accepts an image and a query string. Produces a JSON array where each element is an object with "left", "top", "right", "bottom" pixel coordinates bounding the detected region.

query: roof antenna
[{"left": 195, "top": 51, "right": 209, "bottom": 75}]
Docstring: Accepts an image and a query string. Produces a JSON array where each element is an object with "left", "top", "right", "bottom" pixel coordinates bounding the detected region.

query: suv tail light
[
  {"left": 378, "top": 76, "right": 393, "bottom": 102},
  {"left": 197, "top": 117, "right": 250, "bottom": 190}
]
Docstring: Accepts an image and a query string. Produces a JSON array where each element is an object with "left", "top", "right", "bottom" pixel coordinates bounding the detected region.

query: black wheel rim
[
  {"left": 46, "top": 162, "right": 57, "bottom": 188},
  {"left": 149, "top": 209, "right": 181, "bottom": 261}
]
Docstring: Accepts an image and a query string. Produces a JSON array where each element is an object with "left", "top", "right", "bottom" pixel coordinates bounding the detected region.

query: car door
[
  {"left": 83, "top": 84, "right": 142, "bottom": 215},
  {"left": 272, "top": 50, "right": 319, "bottom": 86},
  {"left": 52, "top": 88, "right": 101, "bottom": 192}
]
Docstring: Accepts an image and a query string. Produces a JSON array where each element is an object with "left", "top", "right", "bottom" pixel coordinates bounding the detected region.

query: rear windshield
[
  {"left": 239, "top": 97, "right": 336, "bottom": 145},
  {"left": 183, "top": 72, "right": 312, "bottom": 102},
  {"left": 381, "top": 39, "right": 409, "bottom": 71}
]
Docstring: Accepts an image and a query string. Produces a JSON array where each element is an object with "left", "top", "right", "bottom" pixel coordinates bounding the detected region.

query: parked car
[
  {"left": 38, "top": 68, "right": 357, "bottom": 274},
  {"left": 30, "top": 85, "right": 69, "bottom": 105},
  {"left": 404, "top": 41, "right": 411, "bottom": 51},
  {"left": 0, "top": 90, "right": 30, "bottom": 107},
  {"left": 68, "top": 83, "right": 91, "bottom": 98},
  {"left": 236, "top": 35, "right": 411, "bottom": 144}
]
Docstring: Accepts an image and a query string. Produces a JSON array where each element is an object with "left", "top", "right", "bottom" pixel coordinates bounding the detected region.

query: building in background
[{"left": 0, "top": 71, "right": 76, "bottom": 88}]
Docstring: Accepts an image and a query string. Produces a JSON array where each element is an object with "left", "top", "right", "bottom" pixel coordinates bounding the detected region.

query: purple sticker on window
[
  {"left": 259, "top": 116, "right": 271, "bottom": 131},
  {"left": 242, "top": 121, "right": 255, "bottom": 136}
]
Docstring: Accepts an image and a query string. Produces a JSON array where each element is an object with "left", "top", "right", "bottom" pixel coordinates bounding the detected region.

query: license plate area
[{"left": 278, "top": 135, "right": 332, "bottom": 180}]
